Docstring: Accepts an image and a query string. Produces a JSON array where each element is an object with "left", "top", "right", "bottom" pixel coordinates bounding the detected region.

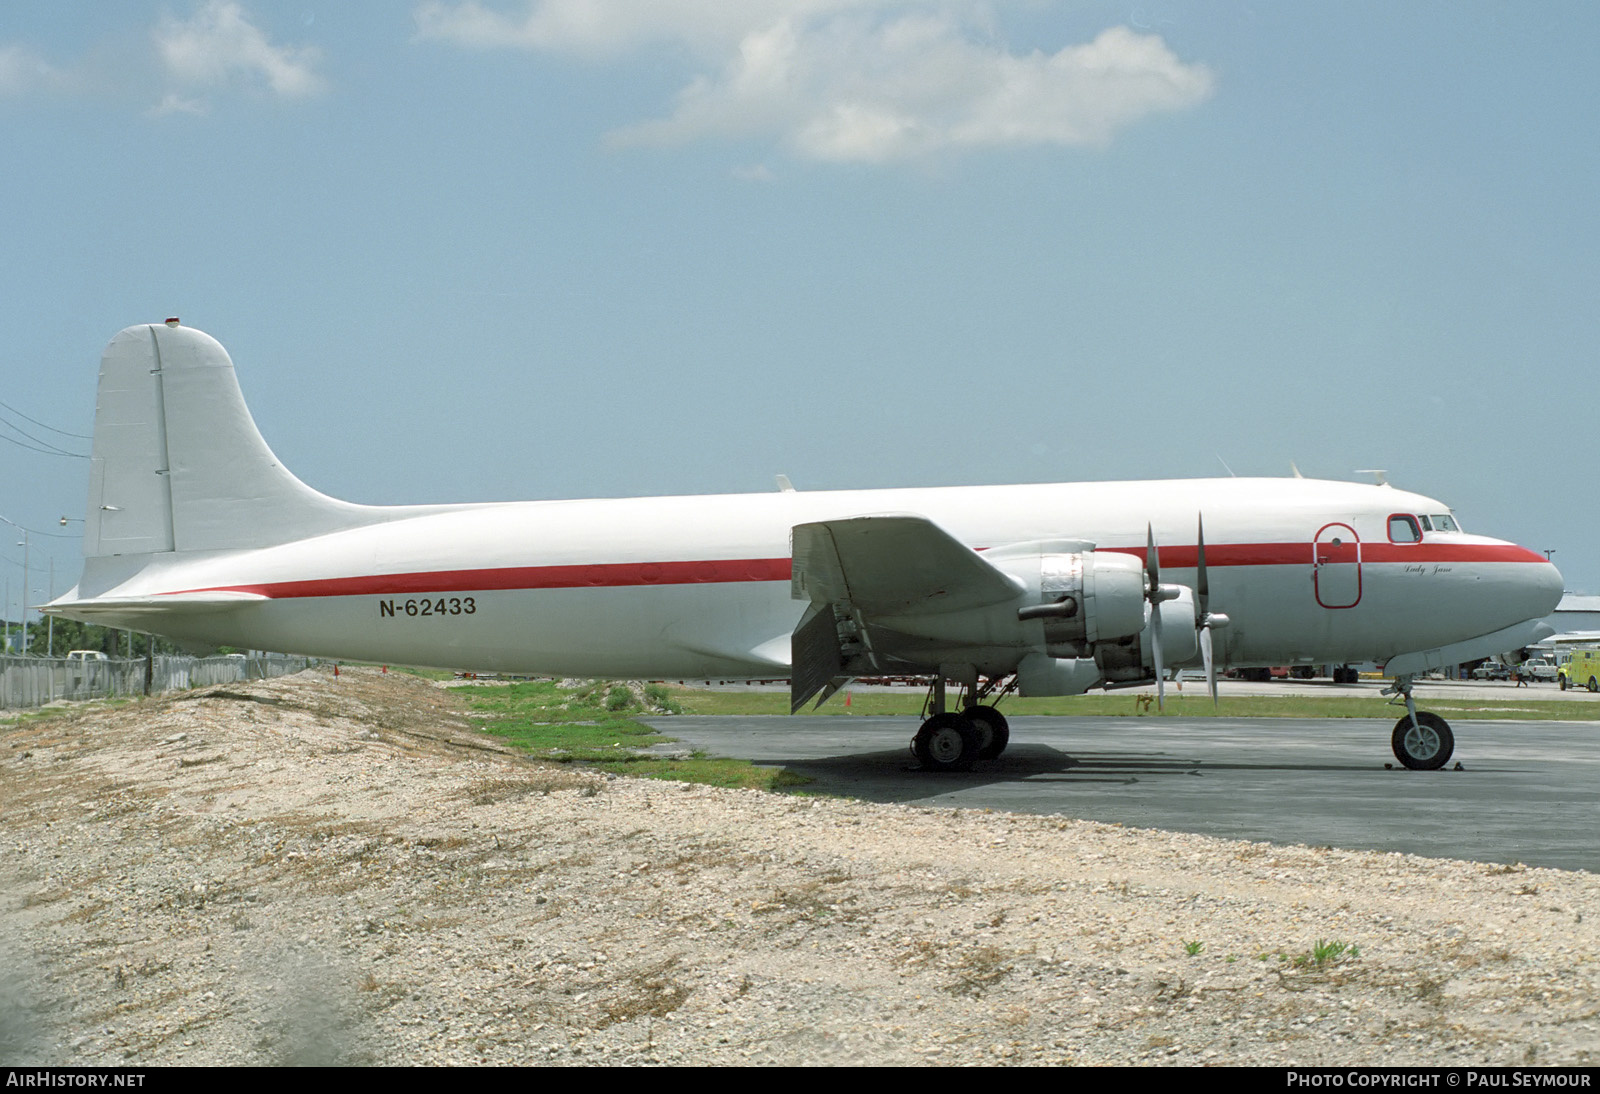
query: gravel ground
[{"left": 1, "top": 667, "right": 1596, "bottom": 1067}]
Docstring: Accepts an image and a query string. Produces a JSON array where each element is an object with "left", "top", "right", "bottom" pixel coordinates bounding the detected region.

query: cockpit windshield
[{"left": 1408, "top": 515, "right": 1459, "bottom": 537}]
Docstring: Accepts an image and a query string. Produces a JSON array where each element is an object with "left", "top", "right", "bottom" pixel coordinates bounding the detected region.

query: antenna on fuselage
[
  {"left": 1215, "top": 453, "right": 1236, "bottom": 477},
  {"left": 1355, "top": 469, "right": 1389, "bottom": 486},
  {"left": 775, "top": 474, "right": 797, "bottom": 493}
]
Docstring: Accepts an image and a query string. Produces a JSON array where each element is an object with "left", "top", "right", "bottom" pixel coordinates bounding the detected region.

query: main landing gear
[
  {"left": 1384, "top": 674, "right": 1455, "bottom": 770},
  {"left": 910, "top": 676, "right": 1011, "bottom": 772}
]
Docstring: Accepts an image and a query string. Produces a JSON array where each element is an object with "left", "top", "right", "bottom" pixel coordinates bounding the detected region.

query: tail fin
[{"left": 85, "top": 322, "right": 385, "bottom": 558}]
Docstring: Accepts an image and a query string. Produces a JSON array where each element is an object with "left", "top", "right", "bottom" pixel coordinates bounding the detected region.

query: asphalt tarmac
[{"left": 641, "top": 712, "right": 1600, "bottom": 873}]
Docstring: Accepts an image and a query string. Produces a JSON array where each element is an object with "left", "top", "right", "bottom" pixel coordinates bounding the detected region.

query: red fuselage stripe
[
  {"left": 177, "top": 558, "right": 795, "bottom": 599},
  {"left": 165, "top": 541, "right": 1548, "bottom": 601}
]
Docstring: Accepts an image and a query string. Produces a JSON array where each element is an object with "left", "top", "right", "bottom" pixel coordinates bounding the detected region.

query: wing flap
[{"left": 790, "top": 603, "right": 845, "bottom": 712}]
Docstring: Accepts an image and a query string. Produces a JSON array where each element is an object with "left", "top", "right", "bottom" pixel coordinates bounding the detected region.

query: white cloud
[
  {"left": 414, "top": 0, "right": 886, "bottom": 56},
  {"left": 154, "top": 1, "right": 326, "bottom": 109},
  {"left": 414, "top": 2, "right": 1214, "bottom": 162},
  {"left": 0, "top": 44, "right": 71, "bottom": 97}
]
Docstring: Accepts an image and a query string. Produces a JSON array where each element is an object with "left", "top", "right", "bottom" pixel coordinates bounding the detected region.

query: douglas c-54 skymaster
[{"left": 46, "top": 321, "right": 1563, "bottom": 772}]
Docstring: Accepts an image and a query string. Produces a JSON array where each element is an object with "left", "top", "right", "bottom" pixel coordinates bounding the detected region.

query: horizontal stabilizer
[
  {"left": 45, "top": 590, "right": 268, "bottom": 621},
  {"left": 790, "top": 514, "right": 1020, "bottom": 616}
]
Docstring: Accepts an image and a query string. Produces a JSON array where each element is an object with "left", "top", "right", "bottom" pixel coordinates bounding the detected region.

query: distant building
[{"left": 1543, "top": 593, "right": 1600, "bottom": 643}]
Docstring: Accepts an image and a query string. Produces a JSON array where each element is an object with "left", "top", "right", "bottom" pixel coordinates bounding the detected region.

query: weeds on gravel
[{"left": 1262, "top": 939, "right": 1361, "bottom": 968}]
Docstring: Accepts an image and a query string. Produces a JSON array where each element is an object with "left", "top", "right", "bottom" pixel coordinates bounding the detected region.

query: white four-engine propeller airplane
[{"left": 46, "top": 321, "right": 1563, "bottom": 772}]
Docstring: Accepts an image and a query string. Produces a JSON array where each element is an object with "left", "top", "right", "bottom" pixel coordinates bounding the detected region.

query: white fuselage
[{"left": 71, "top": 476, "right": 1562, "bottom": 678}]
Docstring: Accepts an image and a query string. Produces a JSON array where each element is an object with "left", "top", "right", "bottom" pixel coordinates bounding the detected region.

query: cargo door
[{"left": 1314, "top": 523, "right": 1361, "bottom": 609}]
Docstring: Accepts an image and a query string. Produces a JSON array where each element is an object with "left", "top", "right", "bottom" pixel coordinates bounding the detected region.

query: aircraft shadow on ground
[{"left": 763, "top": 744, "right": 1405, "bottom": 803}]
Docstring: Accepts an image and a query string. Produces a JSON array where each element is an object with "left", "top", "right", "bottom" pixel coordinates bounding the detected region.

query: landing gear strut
[
  {"left": 1384, "top": 674, "right": 1455, "bottom": 770},
  {"left": 909, "top": 675, "right": 1012, "bottom": 771}
]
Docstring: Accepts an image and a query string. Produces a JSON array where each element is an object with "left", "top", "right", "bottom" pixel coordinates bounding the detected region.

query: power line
[
  {"left": 0, "top": 397, "right": 90, "bottom": 440},
  {"left": 0, "top": 514, "right": 81, "bottom": 539},
  {"left": 0, "top": 418, "right": 87, "bottom": 459}
]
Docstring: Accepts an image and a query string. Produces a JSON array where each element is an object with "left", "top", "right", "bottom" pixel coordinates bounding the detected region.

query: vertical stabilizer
[
  {"left": 83, "top": 322, "right": 390, "bottom": 558},
  {"left": 85, "top": 326, "right": 176, "bottom": 557}
]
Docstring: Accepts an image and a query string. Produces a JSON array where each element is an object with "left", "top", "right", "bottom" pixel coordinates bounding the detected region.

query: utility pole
[{"left": 18, "top": 531, "right": 27, "bottom": 656}]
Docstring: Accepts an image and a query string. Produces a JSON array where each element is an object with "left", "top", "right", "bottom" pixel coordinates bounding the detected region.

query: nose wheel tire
[
  {"left": 912, "top": 712, "right": 981, "bottom": 772},
  {"left": 963, "top": 704, "right": 1011, "bottom": 761},
  {"left": 1391, "top": 711, "right": 1454, "bottom": 771}
]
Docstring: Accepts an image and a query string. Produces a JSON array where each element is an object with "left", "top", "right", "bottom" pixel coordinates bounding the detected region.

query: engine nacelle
[
  {"left": 1094, "top": 587, "right": 1200, "bottom": 684},
  {"left": 1015, "top": 651, "right": 1101, "bottom": 696},
  {"left": 990, "top": 544, "right": 1200, "bottom": 693},
  {"left": 988, "top": 547, "right": 1148, "bottom": 657}
]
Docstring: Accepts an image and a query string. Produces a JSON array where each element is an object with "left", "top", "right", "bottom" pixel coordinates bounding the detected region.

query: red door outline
[{"left": 1314, "top": 522, "right": 1361, "bottom": 609}]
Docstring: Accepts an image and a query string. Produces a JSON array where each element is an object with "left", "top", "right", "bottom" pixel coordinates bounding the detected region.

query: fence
[{"left": 0, "top": 653, "right": 316, "bottom": 710}]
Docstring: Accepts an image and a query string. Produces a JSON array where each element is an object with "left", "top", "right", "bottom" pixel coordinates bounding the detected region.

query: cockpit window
[
  {"left": 1388, "top": 514, "right": 1421, "bottom": 543},
  {"left": 1418, "top": 515, "right": 1433, "bottom": 532},
  {"left": 1431, "top": 514, "right": 1459, "bottom": 533}
]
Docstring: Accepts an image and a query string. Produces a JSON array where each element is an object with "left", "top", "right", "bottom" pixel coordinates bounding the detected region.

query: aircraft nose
[{"left": 1531, "top": 559, "right": 1564, "bottom": 616}]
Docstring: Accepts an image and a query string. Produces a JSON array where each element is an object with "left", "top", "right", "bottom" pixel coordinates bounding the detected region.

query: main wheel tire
[
  {"left": 1391, "top": 711, "right": 1454, "bottom": 771},
  {"left": 1590, "top": 676, "right": 1598, "bottom": 693},
  {"left": 1560, "top": 675, "right": 1569, "bottom": 691},
  {"left": 912, "top": 712, "right": 980, "bottom": 772},
  {"left": 963, "top": 704, "right": 1011, "bottom": 761}
]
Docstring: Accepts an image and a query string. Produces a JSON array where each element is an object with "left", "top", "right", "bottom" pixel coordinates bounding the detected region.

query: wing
[
  {"left": 789, "top": 514, "right": 1022, "bottom": 710},
  {"left": 791, "top": 515, "right": 1019, "bottom": 615}
]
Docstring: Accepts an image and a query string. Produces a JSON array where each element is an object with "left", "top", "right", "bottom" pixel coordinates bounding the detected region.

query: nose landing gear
[{"left": 1384, "top": 674, "right": 1455, "bottom": 770}]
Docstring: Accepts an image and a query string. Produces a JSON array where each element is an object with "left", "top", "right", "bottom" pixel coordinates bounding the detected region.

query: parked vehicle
[
  {"left": 1558, "top": 650, "right": 1600, "bottom": 692},
  {"left": 1228, "top": 667, "right": 1289, "bottom": 682},
  {"left": 1519, "top": 657, "right": 1558, "bottom": 682}
]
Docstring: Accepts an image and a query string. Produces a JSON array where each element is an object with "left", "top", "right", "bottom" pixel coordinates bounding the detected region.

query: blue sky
[{"left": 1, "top": 1, "right": 1595, "bottom": 619}]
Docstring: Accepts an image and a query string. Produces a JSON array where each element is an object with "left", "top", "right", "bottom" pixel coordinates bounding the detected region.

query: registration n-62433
[{"left": 378, "top": 597, "right": 476, "bottom": 618}]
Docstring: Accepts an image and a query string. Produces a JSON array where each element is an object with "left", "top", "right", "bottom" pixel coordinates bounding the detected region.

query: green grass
[
  {"left": 1, "top": 696, "right": 135, "bottom": 729},
  {"left": 457, "top": 679, "right": 810, "bottom": 791},
  {"left": 665, "top": 686, "right": 1600, "bottom": 722}
]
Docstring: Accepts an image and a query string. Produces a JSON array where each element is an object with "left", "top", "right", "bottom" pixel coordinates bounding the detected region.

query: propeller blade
[
  {"left": 1152, "top": 598, "right": 1165, "bottom": 711},
  {"left": 1146, "top": 523, "right": 1164, "bottom": 709},
  {"left": 1146, "top": 522, "right": 1160, "bottom": 591},
  {"left": 1196, "top": 512, "right": 1218, "bottom": 708}
]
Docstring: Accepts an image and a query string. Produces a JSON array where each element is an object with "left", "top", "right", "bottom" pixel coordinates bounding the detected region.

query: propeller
[
  {"left": 1145, "top": 524, "right": 1182, "bottom": 709},
  {"left": 1195, "top": 514, "right": 1230, "bottom": 706}
]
